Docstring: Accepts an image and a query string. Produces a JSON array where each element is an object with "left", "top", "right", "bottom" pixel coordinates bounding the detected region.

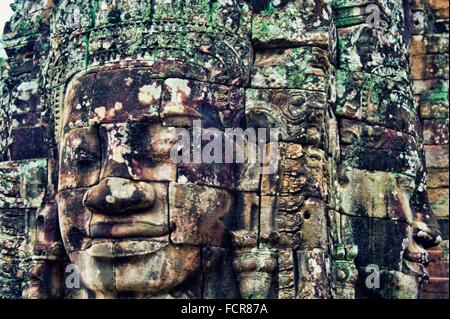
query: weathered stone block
[
  {"left": 341, "top": 145, "right": 422, "bottom": 177},
  {"left": 169, "top": 183, "right": 233, "bottom": 247},
  {"left": 251, "top": 47, "right": 332, "bottom": 91},
  {"left": 411, "top": 53, "right": 449, "bottom": 80},
  {"left": 10, "top": 79, "right": 41, "bottom": 116},
  {"left": 414, "top": 78, "right": 448, "bottom": 96},
  {"left": 337, "top": 23, "right": 409, "bottom": 75},
  {"left": 0, "top": 208, "right": 33, "bottom": 299},
  {"left": 233, "top": 192, "right": 260, "bottom": 232},
  {"left": 0, "top": 160, "right": 47, "bottom": 209},
  {"left": 410, "top": 34, "right": 449, "bottom": 55},
  {"left": 339, "top": 168, "right": 417, "bottom": 223},
  {"left": 261, "top": 143, "right": 325, "bottom": 199},
  {"left": 428, "top": 188, "right": 449, "bottom": 218},
  {"left": 201, "top": 247, "right": 239, "bottom": 298},
  {"left": 275, "top": 248, "right": 295, "bottom": 299},
  {"left": 10, "top": 112, "right": 42, "bottom": 129},
  {"left": 427, "top": 169, "right": 449, "bottom": 188},
  {"left": 437, "top": 220, "right": 449, "bottom": 241},
  {"left": 425, "top": 144, "right": 449, "bottom": 168},
  {"left": 252, "top": 0, "right": 334, "bottom": 49},
  {"left": 419, "top": 99, "right": 449, "bottom": 119},
  {"left": 341, "top": 215, "right": 410, "bottom": 270},
  {"left": 340, "top": 119, "right": 420, "bottom": 151},
  {"left": 260, "top": 195, "right": 327, "bottom": 251},
  {"left": 62, "top": 73, "right": 95, "bottom": 131},
  {"left": 335, "top": 70, "right": 418, "bottom": 137},
  {"left": 153, "top": 0, "right": 251, "bottom": 34},
  {"left": 422, "top": 119, "right": 449, "bottom": 145},
  {"left": 296, "top": 249, "right": 331, "bottom": 299},
  {"left": 356, "top": 270, "right": 419, "bottom": 299},
  {"left": 298, "top": 199, "right": 329, "bottom": 251},
  {"left": 177, "top": 128, "right": 261, "bottom": 191},
  {"left": 9, "top": 127, "right": 49, "bottom": 161}
]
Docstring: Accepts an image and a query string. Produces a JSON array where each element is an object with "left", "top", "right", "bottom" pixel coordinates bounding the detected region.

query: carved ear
[
  {"left": 24, "top": 202, "right": 66, "bottom": 299},
  {"left": 410, "top": 166, "right": 442, "bottom": 249},
  {"left": 35, "top": 202, "right": 65, "bottom": 258}
]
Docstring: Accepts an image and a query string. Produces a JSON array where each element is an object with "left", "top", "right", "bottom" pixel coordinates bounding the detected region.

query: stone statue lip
[
  {"left": 84, "top": 238, "right": 170, "bottom": 258},
  {"left": 90, "top": 221, "right": 170, "bottom": 239}
]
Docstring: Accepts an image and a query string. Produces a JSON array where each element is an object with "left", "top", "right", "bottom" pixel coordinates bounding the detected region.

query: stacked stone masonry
[{"left": 409, "top": 0, "right": 449, "bottom": 299}]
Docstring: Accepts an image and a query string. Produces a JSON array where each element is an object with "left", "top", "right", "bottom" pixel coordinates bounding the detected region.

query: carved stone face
[{"left": 56, "top": 66, "right": 245, "bottom": 297}]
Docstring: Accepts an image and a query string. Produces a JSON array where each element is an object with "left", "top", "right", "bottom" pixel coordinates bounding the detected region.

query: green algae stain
[
  {"left": 261, "top": 2, "right": 277, "bottom": 16},
  {"left": 208, "top": 0, "right": 219, "bottom": 25},
  {"left": 90, "top": 0, "right": 99, "bottom": 26}
]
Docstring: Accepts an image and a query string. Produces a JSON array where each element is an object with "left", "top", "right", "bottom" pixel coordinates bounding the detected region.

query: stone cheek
[
  {"left": 176, "top": 128, "right": 262, "bottom": 192},
  {"left": 169, "top": 183, "right": 233, "bottom": 247},
  {"left": 338, "top": 168, "right": 417, "bottom": 223},
  {"left": 57, "top": 188, "right": 92, "bottom": 254},
  {"left": 113, "top": 245, "right": 201, "bottom": 295},
  {"left": 340, "top": 215, "right": 411, "bottom": 271}
]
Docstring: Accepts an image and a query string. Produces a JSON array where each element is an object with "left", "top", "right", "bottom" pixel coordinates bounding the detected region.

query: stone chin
[{"left": 69, "top": 244, "right": 200, "bottom": 296}]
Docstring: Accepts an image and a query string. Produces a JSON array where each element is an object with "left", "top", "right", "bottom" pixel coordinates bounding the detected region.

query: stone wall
[{"left": 409, "top": 0, "right": 449, "bottom": 299}]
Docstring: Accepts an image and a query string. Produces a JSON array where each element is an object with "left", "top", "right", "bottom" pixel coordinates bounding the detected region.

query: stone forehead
[{"left": 61, "top": 66, "right": 246, "bottom": 136}]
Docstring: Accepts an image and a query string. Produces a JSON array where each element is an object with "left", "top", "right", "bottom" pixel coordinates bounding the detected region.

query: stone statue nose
[{"left": 83, "top": 177, "right": 155, "bottom": 215}]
